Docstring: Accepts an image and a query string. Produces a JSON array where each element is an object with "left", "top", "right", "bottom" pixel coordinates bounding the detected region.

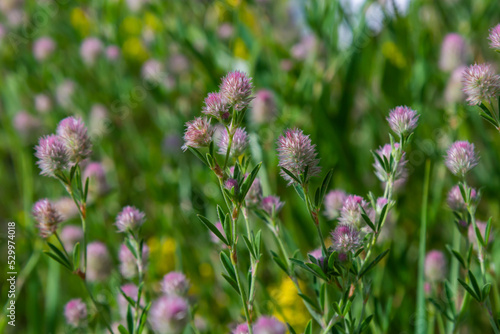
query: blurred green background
[{"left": 1, "top": 0, "right": 500, "bottom": 332}]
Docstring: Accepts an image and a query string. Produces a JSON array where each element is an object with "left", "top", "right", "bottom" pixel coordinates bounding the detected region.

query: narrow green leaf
[
  {"left": 468, "top": 270, "right": 481, "bottom": 300},
  {"left": 220, "top": 251, "right": 236, "bottom": 279},
  {"left": 43, "top": 251, "right": 72, "bottom": 271},
  {"left": 47, "top": 242, "right": 71, "bottom": 268},
  {"left": 446, "top": 245, "right": 466, "bottom": 269},
  {"left": 281, "top": 167, "right": 301, "bottom": 184},
  {"left": 359, "top": 249, "right": 390, "bottom": 278},
  {"left": 221, "top": 273, "right": 240, "bottom": 294},
  {"left": 117, "top": 324, "right": 129, "bottom": 334},
  {"left": 187, "top": 147, "right": 208, "bottom": 166},
  {"left": 293, "top": 184, "right": 306, "bottom": 202},
  {"left": 458, "top": 278, "right": 479, "bottom": 301},
  {"left": 72, "top": 242, "right": 80, "bottom": 271},
  {"left": 126, "top": 304, "right": 134, "bottom": 334},
  {"left": 298, "top": 293, "right": 320, "bottom": 311},
  {"left": 197, "top": 214, "right": 229, "bottom": 245}
]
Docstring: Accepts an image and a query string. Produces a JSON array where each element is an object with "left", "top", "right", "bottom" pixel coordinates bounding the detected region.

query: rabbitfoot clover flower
[
  {"left": 488, "top": 24, "right": 500, "bottom": 52},
  {"left": 445, "top": 141, "right": 479, "bottom": 178},
  {"left": 387, "top": 106, "right": 419, "bottom": 138},
  {"left": 331, "top": 225, "right": 361, "bottom": 254},
  {"left": 182, "top": 117, "right": 214, "bottom": 151},
  {"left": 202, "top": 92, "right": 230, "bottom": 121},
  {"left": 115, "top": 206, "right": 146, "bottom": 233},
  {"left": 35, "top": 135, "right": 70, "bottom": 177},
  {"left": 64, "top": 299, "right": 87, "bottom": 328},
  {"left": 32, "top": 199, "right": 63, "bottom": 238},
  {"left": 253, "top": 316, "right": 286, "bottom": 334},
  {"left": 220, "top": 70, "right": 254, "bottom": 111},
  {"left": 218, "top": 127, "right": 248, "bottom": 158},
  {"left": 150, "top": 296, "right": 189, "bottom": 334},
  {"left": 338, "top": 195, "right": 369, "bottom": 228},
  {"left": 462, "top": 63, "right": 500, "bottom": 106},
  {"left": 277, "top": 128, "right": 321, "bottom": 185}
]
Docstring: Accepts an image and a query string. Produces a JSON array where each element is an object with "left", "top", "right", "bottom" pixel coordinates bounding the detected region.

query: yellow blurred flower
[
  {"left": 226, "top": 0, "right": 241, "bottom": 7},
  {"left": 382, "top": 41, "right": 406, "bottom": 68},
  {"left": 199, "top": 262, "right": 214, "bottom": 279},
  {"left": 234, "top": 38, "right": 249, "bottom": 60},
  {"left": 70, "top": 8, "right": 90, "bottom": 36},
  {"left": 148, "top": 236, "right": 176, "bottom": 274},
  {"left": 144, "top": 12, "right": 162, "bottom": 32},
  {"left": 270, "top": 278, "right": 309, "bottom": 330},
  {"left": 121, "top": 16, "right": 143, "bottom": 36},
  {"left": 122, "top": 37, "right": 149, "bottom": 62}
]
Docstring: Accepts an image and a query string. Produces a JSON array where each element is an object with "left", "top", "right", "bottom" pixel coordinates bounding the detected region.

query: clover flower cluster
[
  {"left": 276, "top": 128, "right": 321, "bottom": 185},
  {"left": 183, "top": 70, "right": 253, "bottom": 156},
  {"left": 35, "top": 117, "right": 92, "bottom": 177},
  {"left": 115, "top": 205, "right": 146, "bottom": 233},
  {"left": 32, "top": 199, "right": 63, "bottom": 238},
  {"left": 387, "top": 106, "right": 419, "bottom": 138},
  {"left": 462, "top": 63, "right": 500, "bottom": 106},
  {"left": 445, "top": 141, "right": 479, "bottom": 178}
]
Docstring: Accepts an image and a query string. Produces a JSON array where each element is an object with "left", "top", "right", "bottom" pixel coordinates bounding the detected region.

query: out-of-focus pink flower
[
  {"left": 439, "top": 33, "right": 467, "bottom": 72},
  {"left": 33, "top": 37, "right": 56, "bottom": 61},
  {"left": 80, "top": 37, "right": 103, "bottom": 65}
]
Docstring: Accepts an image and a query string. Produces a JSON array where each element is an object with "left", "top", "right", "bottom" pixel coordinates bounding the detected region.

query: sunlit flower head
[
  {"left": 331, "top": 225, "right": 361, "bottom": 253},
  {"left": 462, "top": 63, "right": 500, "bottom": 106},
  {"left": 56, "top": 116, "right": 92, "bottom": 163},
  {"left": 202, "top": 92, "right": 229, "bottom": 121},
  {"left": 338, "top": 195, "right": 369, "bottom": 228},
  {"left": 218, "top": 127, "right": 248, "bottom": 158},
  {"left": 220, "top": 70, "right": 253, "bottom": 111},
  {"left": 182, "top": 117, "right": 214, "bottom": 151},
  {"left": 277, "top": 128, "right": 321, "bottom": 185},
  {"left": 115, "top": 206, "right": 146, "bottom": 233},
  {"left": 488, "top": 24, "right": 500, "bottom": 52},
  {"left": 387, "top": 106, "right": 419, "bottom": 137},
  {"left": 35, "top": 135, "right": 69, "bottom": 177},
  {"left": 445, "top": 141, "right": 479, "bottom": 177},
  {"left": 32, "top": 199, "right": 63, "bottom": 238}
]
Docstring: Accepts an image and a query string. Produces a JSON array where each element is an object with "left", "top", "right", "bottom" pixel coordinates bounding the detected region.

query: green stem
[
  {"left": 303, "top": 185, "right": 328, "bottom": 256},
  {"left": 54, "top": 231, "right": 71, "bottom": 262},
  {"left": 230, "top": 250, "right": 253, "bottom": 334},
  {"left": 82, "top": 280, "right": 114, "bottom": 333},
  {"left": 416, "top": 160, "right": 431, "bottom": 334},
  {"left": 446, "top": 229, "right": 461, "bottom": 334}
]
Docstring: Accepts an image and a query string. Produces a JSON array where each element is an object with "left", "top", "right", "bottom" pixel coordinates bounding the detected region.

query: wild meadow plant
[{"left": 182, "top": 70, "right": 420, "bottom": 333}]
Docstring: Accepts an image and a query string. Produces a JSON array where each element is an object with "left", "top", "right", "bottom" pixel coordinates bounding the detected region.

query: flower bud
[
  {"left": 202, "top": 92, "right": 229, "bottom": 121},
  {"left": 373, "top": 143, "right": 407, "bottom": 183}
]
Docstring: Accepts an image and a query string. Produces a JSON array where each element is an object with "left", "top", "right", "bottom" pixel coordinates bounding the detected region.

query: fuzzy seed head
[
  {"left": 162, "top": 271, "right": 190, "bottom": 296},
  {"left": 387, "top": 106, "right": 419, "bottom": 137},
  {"left": 218, "top": 127, "right": 248, "bottom": 157},
  {"left": 35, "top": 134, "right": 70, "bottom": 177},
  {"left": 64, "top": 299, "right": 87, "bottom": 328},
  {"left": 277, "top": 128, "right": 321, "bottom": 185},
  {"left": 220, "top": 70, "right": 253, "bottom": 111},
  {"left": 56, "top": 116, "right": 92, "bottom": 163},
  {"left": 115, "top": 206, "right": 146, "bottom": 233},
  {"left": 32, "top": 199, "right": 63, "bottom": 238},
  {"left": 462, "top": 63, "right": 500, "bottom": 106},
  {"left": 445, "top": 141, "right": 479, "bottom": 177},
  {"left": 182, "top": 117, "right": 214, "bottom": 151},
  {"left": 150, "top": 296, "right": 189, "bottom": 334},
  {"left": 331, "top": 225, "right": 361, "bottom": 253}
]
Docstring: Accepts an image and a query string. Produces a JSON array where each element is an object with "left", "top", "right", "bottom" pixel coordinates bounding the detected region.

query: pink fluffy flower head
[
  {"left": 338, "top": 195, "right": 369, "bottom": 228},
  {"left": 35, "top": 134, "right": 70, "bottom": 177},
  {"left": 162, "top": 271, "right": 190, "bottom": 296},
  {"left": 373, "top": 143, "right": 407, "bottom": 183},
  {"left": 387, "top": 106, "right": 419, "bottom": 137},
  {"left": 119, "top": 243, "right": 149, "bottom": 279},
  {"left": 445, "top": 141, "right": 479, "bottom": 177},
  {"left": 261, "top": 195, "right": 285, "bottom": 217},
  {"left": 277, "top": 128, "right": 321, "bottom": 185},
  {"left": 33, "top": 36, "right": 56, "bottom": 61},
  {"left": 331, "top": 225, "right": 361, "bottom": 253},
  {"left": 56, "top": 116, "right": 92, "bottom": 163},
  {"left": 253, "top": 316, "right": 286, "bottom": 334},
  {"left": 182, "top": 117, "right": 214, "bottom": 151},
  {"left": 324, "top": 189, "right": 347, "bottom": 220},
  {"left": 233, "top": 323, "right": 249, "bottom": 334},
  {"left": 32, "top": 199, "right": 63, "bottom": 238},
  {"left": 220, "top": 70, "right": 254, "bottom": 111},
  {"left": 80, "top": 37, "right": 102, "bottom": 65},
  {"left": 105, "top": 45, "right": 120, "bottom": 60},
  {"left": 462, "top": 63, "right": 500, "bottom": 106},
  {"left": 488, "top": 24, "right": 500, "bottom": 52},
  {"left": 425, "top": 250, "right": 447, "bottom": 281},
  {"left": 202, "top": 92, "right": 230, "bottom": 121},
  {"left": 115, "top": 206, "right": 146, "bottom": 233},
  {"left": 150, "top": 296, "right": 189, "bottom": 334},
  {"left": 64, "top": 298, "right": 87, "bottom": 328},
  {"left": 447, "top": 185, "right": 477, "bottom": 211},
  {"left": 439, "top": 33, "right": 467, "bottom": 72},
  {"left": 218, "top": 127, "right": 248, "bottom": 157},
  {"left": 251, "top": 89, "right": 277, "bottom": 124},
  {"left": 86, "top": 242, "right": 112, "bottom": 282}
]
